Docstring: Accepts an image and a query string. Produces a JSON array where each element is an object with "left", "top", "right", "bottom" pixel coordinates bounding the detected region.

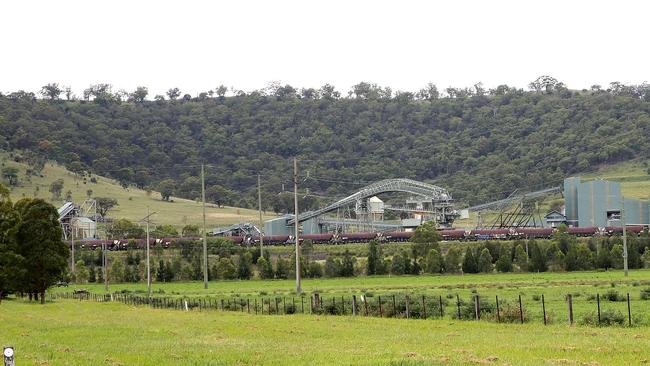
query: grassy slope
[
  {"left": 1, "top": 297, "right": 649, "bottom": 366},
  {"left": 582, "top": 160, "right": 650, "bottom": 199},
  {"left": 1, "top": 154, "right": 275, "bottom": 229}
]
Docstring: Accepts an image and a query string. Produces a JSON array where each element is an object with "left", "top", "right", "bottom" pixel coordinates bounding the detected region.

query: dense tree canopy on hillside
[{"left": 1, "top": 79, "right": 649, "bottom": 211}]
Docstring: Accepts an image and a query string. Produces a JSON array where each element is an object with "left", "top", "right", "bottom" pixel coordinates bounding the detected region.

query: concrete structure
[
  {"left": 368, "top": 196, "right": 384, "bottom": 221},
  {"left": 264, "top": 215, "right": 293, "bottom": 236},
  {"left": 564, "top": 177, "right": 650, "bottom": 227}
]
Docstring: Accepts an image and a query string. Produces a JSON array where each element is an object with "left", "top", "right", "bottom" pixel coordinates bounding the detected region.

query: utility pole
[
  {"left": 103, "top": 236, "right": 108, "bottom": 292},
  {"left": 141, "top": 207, "right": 156, "bottom": 298},
  {"left": 621, "top": 195, "right": 628, "bottom": 277},
  {"left": 70, "top": 224, "right": 75, "bottom": 277},
  {"left": 258, "top": 174, "right": 264, "bottom": 257},
  {"left": 202, "top": 163, "right": 208, "bottom": 289},
  {"left": 294, "top": 158, "right": 302, "bottom": 294}
]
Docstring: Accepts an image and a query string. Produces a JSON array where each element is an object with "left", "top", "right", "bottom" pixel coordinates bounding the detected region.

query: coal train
[{"left": 75, "top": 225, "right": 647, "bottom": 250}]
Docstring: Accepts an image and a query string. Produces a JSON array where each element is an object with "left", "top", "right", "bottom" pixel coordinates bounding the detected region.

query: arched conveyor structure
[{"left": 287, "top": 178, "right": 457, "bottom": 227}]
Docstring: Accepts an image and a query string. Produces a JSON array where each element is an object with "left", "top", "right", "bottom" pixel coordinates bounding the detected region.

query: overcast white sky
[{"left": 1, "top": 0, "right": 648, "bottom": 97}]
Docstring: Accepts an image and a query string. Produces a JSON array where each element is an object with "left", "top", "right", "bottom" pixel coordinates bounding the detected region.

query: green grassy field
[
  {"left": 1, "top": 153, "right": 275, "bottom": 229},
  {"left": 2, "top": 297, "right": 650, "bottom": 366},
  {"left": 52, "top": 270, "right": 650, "bottom": 327}
]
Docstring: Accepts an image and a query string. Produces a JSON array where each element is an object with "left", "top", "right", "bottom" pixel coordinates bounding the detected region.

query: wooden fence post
[
  {"left": 439, "top": 295, "right": 444, "bottom": 318},
  {"left": 518, "top": 294, "right": 523, "bottom": 324},
  {"left": 405, "top": 295, "right": 410, "bottom": 319},
  {"left": 392, "top": 295, "right": 397, "bottom": 317},
  {"left": 567, "top": 294, "right": 573, "bottom": 326},
  {"left": 422, "top": 295, "right": 426, "bottom": 319},
  {"left": 352, "top": 295, "right": 357, "bottom": 316},
  {"left": 596, "top": 293, "right": 601, "bottom": 326},
  {"left": 364, "top": 296, "right": 369, "bottom": 316},
  {"left": 378, "top": 296, "right": 383, "bottom": 317},
  {"left": 456, "top": 294, "right": 461, "bottom": 320},
  {"left": 255, "top": 298, "right": 258, "bottom": 314},
  {"left": 542, "top": 294, "right": 546, "bottom": 326},
  {"left": 627, "top": 293, "right": 632, "bottom": 327},
  {"left": 474, "top": 295, "right": 480, "bottom": 320},
  {"left": 495, "top": 295, "right": 500, "bottom": 323},
  {"left": 341, "top": 296, "right": 345, "bottom": 314}
]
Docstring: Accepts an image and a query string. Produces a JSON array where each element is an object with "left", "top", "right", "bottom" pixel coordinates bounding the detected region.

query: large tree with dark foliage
[
  {"left": 14, "top": 198, "right": 69, "bottom": 303},
  {"left": 1, "top": 79, "right": 650, "bottom": 211}
]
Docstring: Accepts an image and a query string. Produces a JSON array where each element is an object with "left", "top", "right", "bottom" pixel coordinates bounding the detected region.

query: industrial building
[{"left": 564, "top": 177, "right": 650, "bottom": 227}]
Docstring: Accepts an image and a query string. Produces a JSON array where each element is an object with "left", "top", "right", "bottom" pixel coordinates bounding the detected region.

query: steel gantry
[{"left": 287, "top": 178, "right": 458, "bottom": 227}]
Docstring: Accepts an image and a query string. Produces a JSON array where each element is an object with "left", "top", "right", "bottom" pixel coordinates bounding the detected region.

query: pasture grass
[
  {"left": 2, "top": 297, "right": 650, "bottom": 366},
  {"left": 54, "top": 270, "right": 650, "bottom": 326},
  {"left": 2, "top": 153, "right": 275, "bottom": 229}
]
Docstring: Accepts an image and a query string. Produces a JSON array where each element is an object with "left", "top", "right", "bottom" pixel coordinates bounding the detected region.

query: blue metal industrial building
[{"left": 564, "top": 177, "right": 649, "bottom": 227}]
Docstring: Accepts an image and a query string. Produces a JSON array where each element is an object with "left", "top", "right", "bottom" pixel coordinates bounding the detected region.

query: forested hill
[{"left": 1, "top": 81, "right": 650, "bottom": 212}]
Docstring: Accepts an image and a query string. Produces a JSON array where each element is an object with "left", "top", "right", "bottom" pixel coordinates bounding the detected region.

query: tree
[
  {"left": 129, "top": 86, "right": 149, "bottom": 103},
  {"left": 166, "top": 88, "right": 181, "bottom": 100},
  {"left": 215, "top": 85, "right": 228, "bottom": 99},
  {"left": 49, "top": 179, "right": 64, "bottom": 200},
  {"left": 15, "top": 199, "right": 68, "bottom": 303},
  {"left": 2, "top": 167, "right": 19, "bottom": 186},
  {"left": 156, "top": 260, "right": 167, "bottom": 282},
  {"left": 74, "top": 260, "right": 90, "bottom": 283},
  {"left": 477, "top": 248, "right": 493, "bottom": 273},
  {"left": 417, "top": 83, "right": 439, "bottom": 101},
  {"left": 610, "top": 244, "right": 624, "bottom": 269},
  {"left": 444, "top": 247, "right": 462, "bottom": 273},
  {"left": 40, "top": 83, "right": 63, "bottom": 100},
  {"left": 575, "top": 243, "right": 594, "bottom": 270},
  {"left": 390, "top": 251, "right": 406, "bottom": 275},
  {"left": 257, "top": 256, "right": 274, "bottom": 279},
  {"left": 216, "top": 257, "right": 237, "bottom": 280},
  {"left": 366, "top": 240, "right": 381, "bottom": 275},
  {"left": 95, "top": 197, "right": 118, "bottom": 217},
  {"left": 641, "top": 247, "right": 650, "bottom": 268},
  {"left": 181, "top": 224, "right": 200, "bottom": 237},
  {"left": 410, "top": 221, "right": 441, "bottom": 257},
  {"left": 237, "top": 252, "right": 253, "bottom": 280},
  {"left": 0, "top": 186, "right": 24, "bottom": 302},
  {"left": 340, "top": 249, "right": 355, "bottom": 277},
  {"left": 528, "top": 240, "right": 547, "bottom": 272},
  {"left": 108, "top": 218, "right": 145, "bottom": 239},
  {"left": 514, "top": 244, "right": 528, "bottom": 272},
  {"left": 152, "top": 224, "right": 178, "bottom": 237},
  {"left": 595, "top": 243, "right": 612, "bottom": 269},
  {"left": 158, "top": 179, "right": 176, "bottom": 201},
  {"left": 324, "top": 256, "right": 341, "bottom": 277},
  {"left": 275, "top": 257, "right": 289, "bottom": 279},
  {"left": 495, "top": 252, "right": 512, "bottom": 272},
  {"left": 425, "top": 248, "right": 443, "bottom": 274},
  {"left": 462, "top": 247, "right": 478, "bottom": 273}
]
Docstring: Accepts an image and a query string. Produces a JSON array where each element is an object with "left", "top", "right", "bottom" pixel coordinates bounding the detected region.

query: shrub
[
  {"left": 531, "top": 294, "right": 540, "bottom": 301},
  {"left": 602, "top": 290, "right": 624, "bottom": 302},
  {"left": 495, "top": 303, "right": 528, "bottom": 323},
  {"left": 640, "top": 287, "right": 650, "bottom": 300},
  {"left": 581, "top": 309, "right": 626, "bottom": 326}
]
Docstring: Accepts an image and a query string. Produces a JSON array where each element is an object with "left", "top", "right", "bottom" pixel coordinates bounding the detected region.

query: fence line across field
[{"left": 44, "top": 290, "right": 640, "bottom": 327}]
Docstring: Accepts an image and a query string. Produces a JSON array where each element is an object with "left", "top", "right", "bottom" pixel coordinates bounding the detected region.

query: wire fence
[{"left": 45, "top": 289, "right": 650, "bottom": 327}]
